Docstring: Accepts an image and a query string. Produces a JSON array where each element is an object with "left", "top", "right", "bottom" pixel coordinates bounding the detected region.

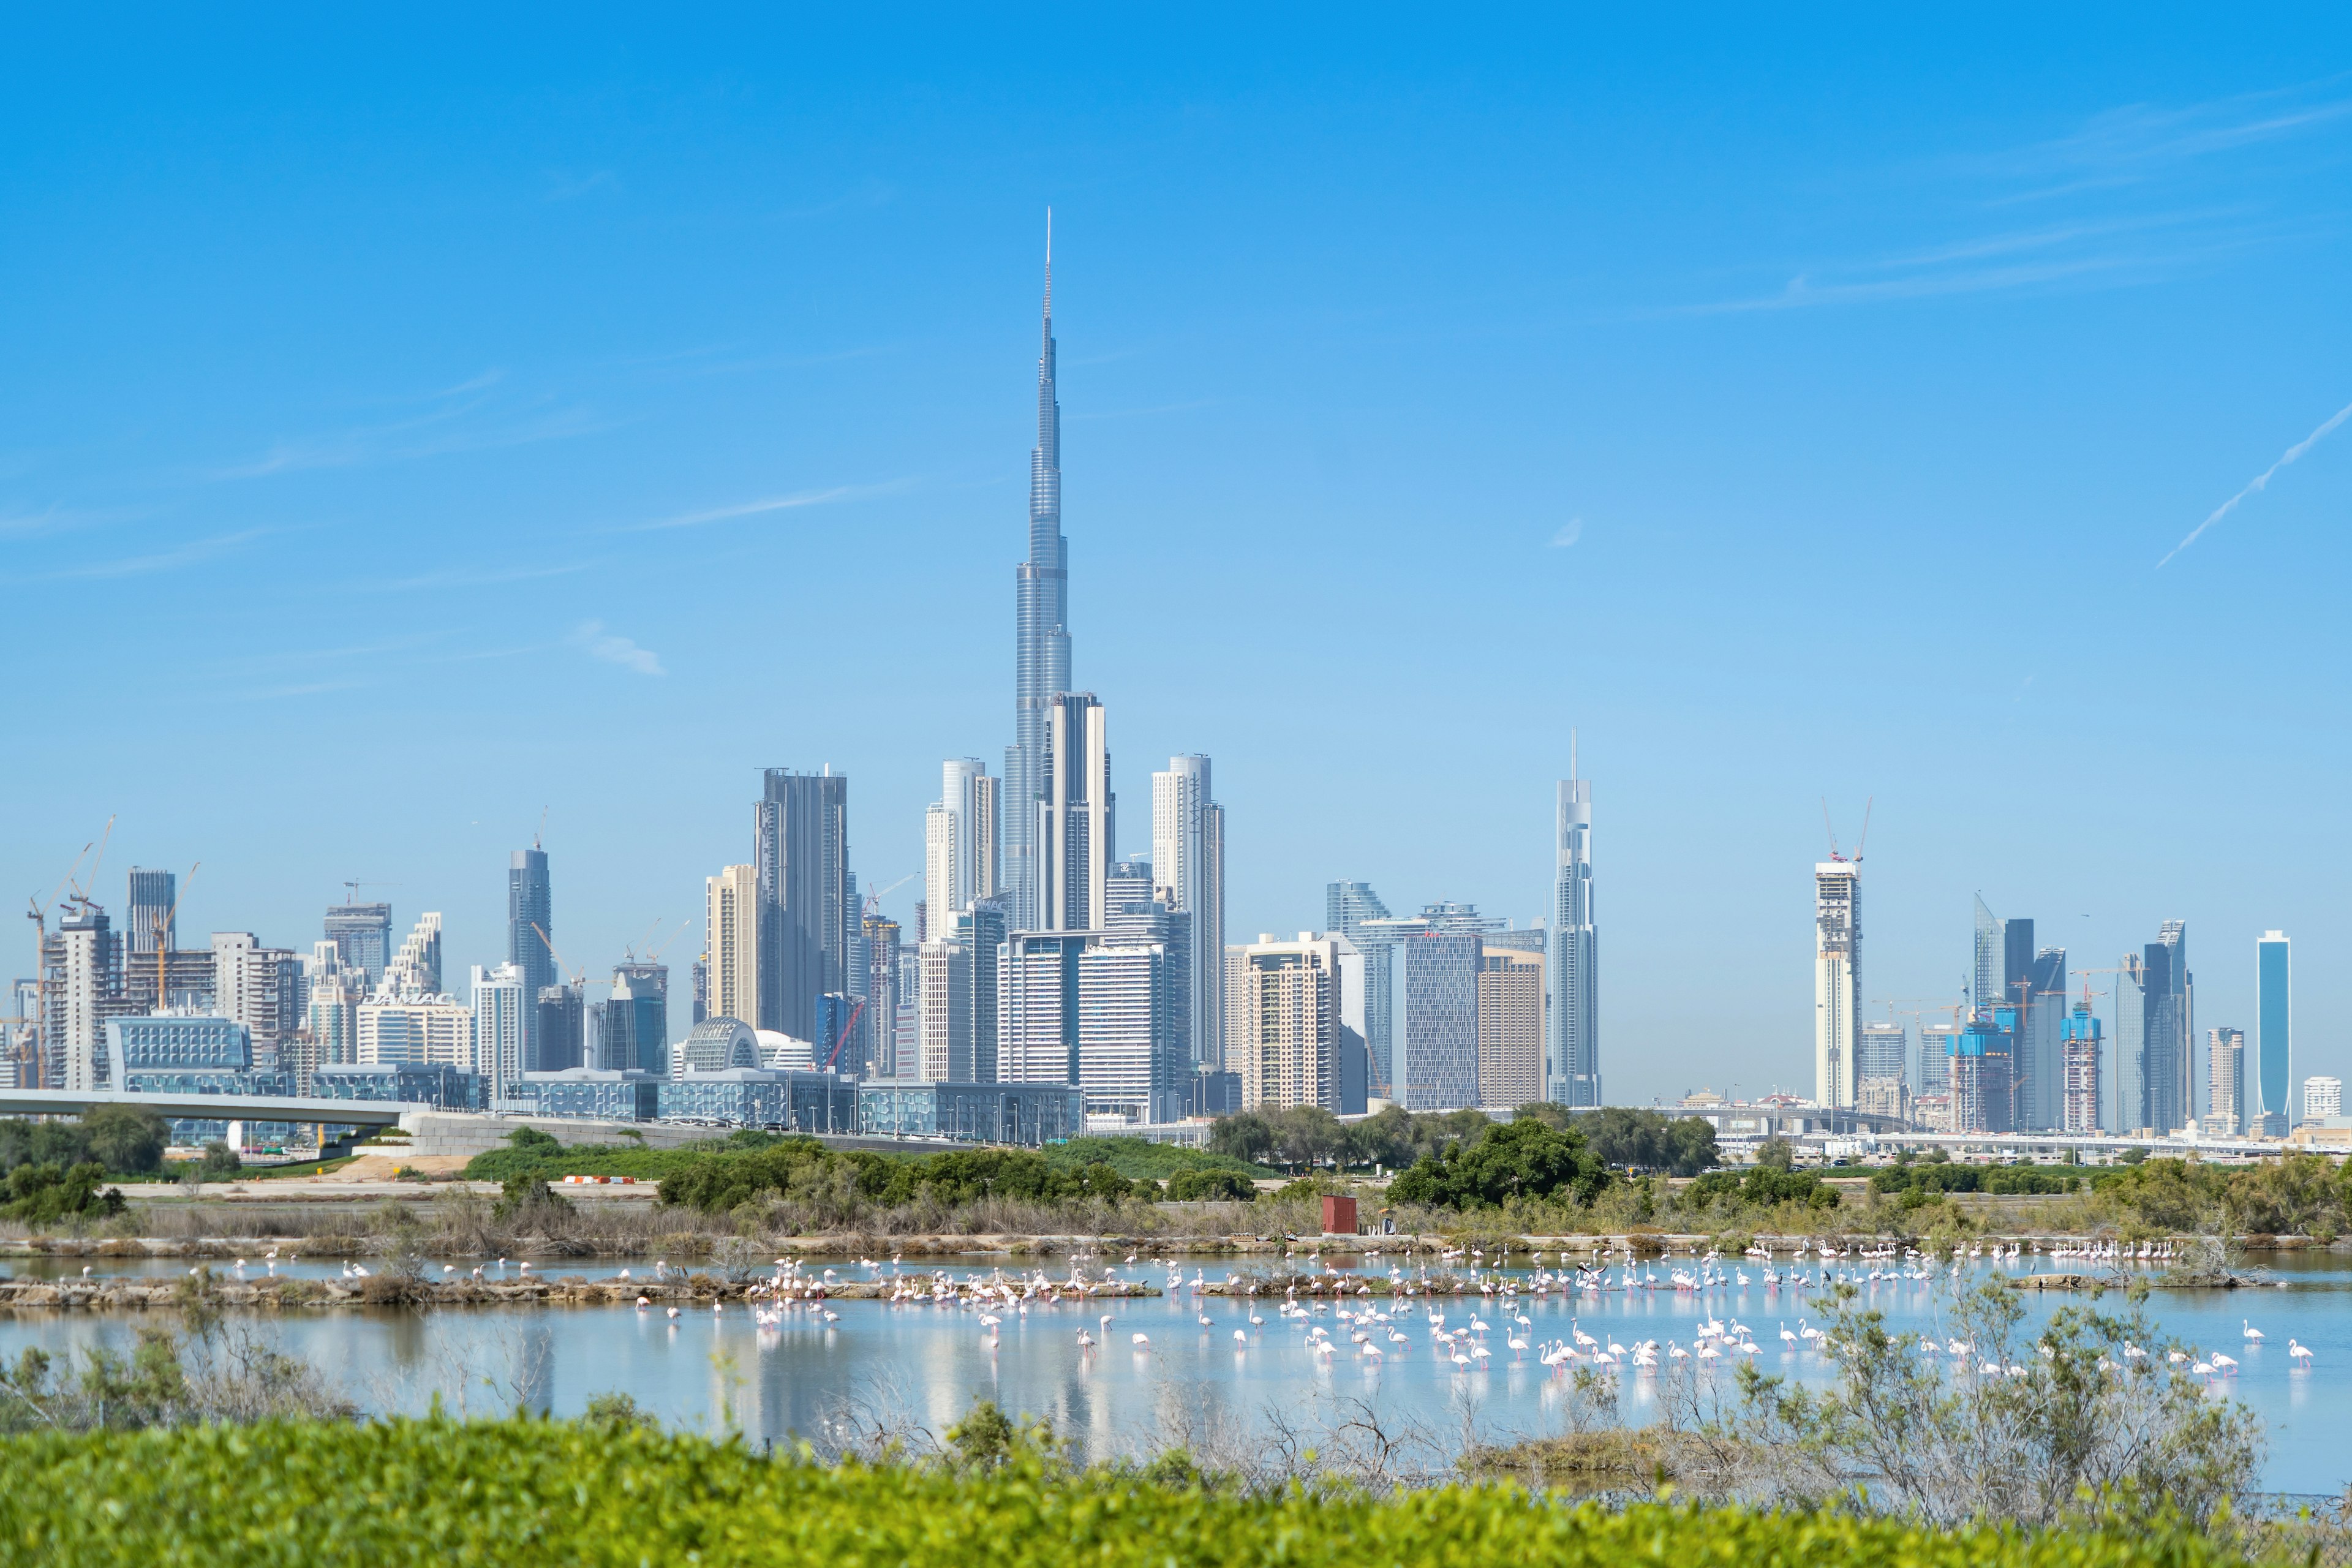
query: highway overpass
[{"left": 0, "top": 1088, "right": 419, "bottom": 1153}]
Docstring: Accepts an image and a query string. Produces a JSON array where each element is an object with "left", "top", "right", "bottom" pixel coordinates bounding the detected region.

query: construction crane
[
  {"left": 70, "top": 815, "right": 118, "bottom": 907},
  {"left": 150, "top": 862, "right": 201, "bottom": 1010},
  {"left": 21, "top": 832, "right": 108, "bottom": 1088},
  {"left": 339, "top": 880, "right": 399, "bottom": 905},
  {"left": 1819, "top": 797, "right": 1872, "bottom": 864},
  {"left": 645, "top": 919, "right": 693, "bottom": 964},
  {"left": 821, "top": 996, "right": 868, "bottom": 1071},
  {"left": 532, "top": 922, "right": 590, "bottom": 989}
]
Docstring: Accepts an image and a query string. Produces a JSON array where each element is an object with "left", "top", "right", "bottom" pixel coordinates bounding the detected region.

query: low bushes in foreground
[{"left": 0, "top": 1414, "right": 2251, "bottom": 1568}]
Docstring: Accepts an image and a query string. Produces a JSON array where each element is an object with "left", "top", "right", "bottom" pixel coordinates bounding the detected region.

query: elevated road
[{"left": 0, "top": 1088, "right": 417, "bottom": 1132}]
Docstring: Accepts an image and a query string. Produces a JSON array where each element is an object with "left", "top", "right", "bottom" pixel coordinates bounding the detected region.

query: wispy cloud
[
  {"left": 1977, "top": 79, "right": 2352, "bottom": 197},
  {"left": 0, "top": 503, "right": 149, "bottom": 540},
  {"left": 1069, "top": 399, "right": 1214, "bottom": 421},
  {"left": 620, "top": 479, "right": 913, "bottom": 532},
  {"left": 2158, "top": 396, "right": 2352, "bottom": 567},
  {"left": 1667, "top": 81, "right": 2349, "bottom": 316},
  {"left": 211, "top": 405, "right": 603, "bottom": 480},
  {"left": 1673, "top": 213, "right": 2245, "bottom": 316},
  {"left": 205, "top": 369, "right": 602, "bottom": 481},
  {"left": 1549, "top": 518, "right": 1583, "bottom": 549},
  {"left": 372, "top": 560, "right": 595, "bottom": 592},
  {"left": 28, "top": 529, "right": 265, "bottom": 581},
  {"left": 231, "top": 679, "right": 367, "bottom": 701},
  {"left": 545, "top": 169, "right": 616, "bottom": 202},
  {"left": 573, "top": 620, "right": 665, "bottom": 676}
]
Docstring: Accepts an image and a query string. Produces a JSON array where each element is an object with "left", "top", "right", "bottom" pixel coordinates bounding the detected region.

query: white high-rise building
[
  {"left": 1813, "top": 861, "right": 1861, "bottom": 1109},
  {"left": 470, "top": 962, "right": 528, "bottom": 1102},
  {"left": 377, "top": 913, "right": 443, "bottom": 999},
  {"left": 998, "top": 929, "right": 1185, "bottom": 1122},
  {"left": 211, "top": 931, "right": 301, "bottom": 1061},
  {"left": 705, "top": 865, "right": 760, "bottom": 1026},
  {"left": 357, "top": 994, "right": 472, "bottom": 1067},
  {"left": 47, "top": 905, "right": 118, "bottom": 1091},
  {"left": 1150, "top": 754, "right": 1226, "bottom": 1071},
  {"left": 1039, "top": 693, "right": 1112, "bottom": 932},
  {"left": 926, "top": 759, "right": 1000, "bottom": 929},
  {"left": 1550, "top": 755, "right": 1597, "bottom": 1106},
  {"left": 919, "top": 937, "right": 976, "bottom": 1082},
  {"left": 306, "top": 943, "right": 361, "bottom": 1069},
  {"left": 2206, "top": 1026, "right": 2245, "bottom": 1136},
  {"left": 2304, "top": 1075, "right": 2342, "bottom": 1121},
  {"left": 1232, "top": 933, "right": 1340, "bottom": 1112}
]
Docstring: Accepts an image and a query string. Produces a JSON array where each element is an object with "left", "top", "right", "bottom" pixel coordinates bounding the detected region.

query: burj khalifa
[{"left": 1005, "top": 216, "right": 1069, "bottom": 930}]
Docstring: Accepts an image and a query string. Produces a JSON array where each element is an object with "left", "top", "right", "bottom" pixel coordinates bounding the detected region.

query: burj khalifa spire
[{"left": 1006, "top": 211, "right": 1069, "bottom": 930}]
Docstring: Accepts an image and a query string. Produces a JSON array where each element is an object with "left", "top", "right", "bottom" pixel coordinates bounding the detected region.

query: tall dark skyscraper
[
  {"left": 755, "top": 767, "right": 851, "bottom": 1042},
  {"left": 1005, "top": 214, "right": 1070, "bottom": 932},
  {"left": 509, "top": 846, "right": 554, "bottom": 1066},
  {"left": 323, "top": 900, "right": 393, "bottom": 990},
  {"left": 124, "top": 869, "right": 176, "bottom": 955}
]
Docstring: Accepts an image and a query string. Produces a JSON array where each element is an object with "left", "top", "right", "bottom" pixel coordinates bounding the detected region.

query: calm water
[{"left": 4, "top": 1251, "right": 2346, "bottom": 1492}]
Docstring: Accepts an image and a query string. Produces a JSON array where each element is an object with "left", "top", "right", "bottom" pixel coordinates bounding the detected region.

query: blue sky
[{"left": 5, "top": 9, "right": 2350, "bottom": 1102}]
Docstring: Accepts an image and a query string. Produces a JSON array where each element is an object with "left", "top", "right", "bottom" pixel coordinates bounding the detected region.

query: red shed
[{"left": 1320, "top": 1194, "right": 1358, "bottom": 1235}]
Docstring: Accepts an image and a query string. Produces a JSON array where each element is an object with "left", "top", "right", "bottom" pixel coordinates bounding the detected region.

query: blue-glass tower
[
  {"left": 2257, "top": 931, "right": 2291, "bottom": 1127},
  {"left": 1006, "top": 214, "right": 1071, "bottom": 932}
]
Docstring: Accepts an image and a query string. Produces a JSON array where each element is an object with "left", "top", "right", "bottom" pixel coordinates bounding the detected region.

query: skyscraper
[
  {"left": 43, "top": 902, "right": 122, "bottom": 1091},
  {"left": 598, "top": 965, "right": 666, "bottom": 1076},
  {"left": 705, "top": 865, "right": 760, "bottom": 1027},
  {"left": 307, "top": 944, "right": 361, "bottom": 1069},
  {"left": 919, "top": 937, "right": 976, "bottom": 1082},
  {"left": 957, "top": 900, "right": 1007, "bottom": 1082},
  {"left": 1398, "top": 930, "right": 1480, "bottom": 1110},
  {"left": 2114, "top": 951, "right": 2147, "bottom": 1132},
  {"left": 1813, "top": 861, "right": 1861, "bottom": 1108},
  {"left": 926, "top": 759, "right": 1000, "bottom": 927},
  {"left": 997, "top": 929, "right": 1186, "bottom": 1121},
  {"left": 1325, "top": 881, "right": 1394, "bottom": 1093},
  {"left": 1972, "top": 895, "right": 2002, "bottom": 1016},
  {"left": 211, "top": 933, "right": 301, "bottom": 1065},
  {"left": 755, "top": 767, "right": 851, "bottom": 1040},
  {"left": 1006, "top": 217, "right": 1070, "bottom": 933},
  {"left": 1232, "top": 934, "right": 1340, "bottom": 1112},
  {"left": 1477, "top": 946, "right": 1545, "bottom": 1109},
  {"left": 535, "top": 983, "right": 584, "bottom": 1073},
  {"left": 2256, "top": 930, "right": 2291, "bottom": 1132},
  {"left": 2115, "top": 922, "right": 2192, "bottom": 1133},
  {"left": 509, "top": 846, "right": 553, "bottom": 1071},
  {"left": 862, "top": 910, "right": 903, "bottom": 1076},
  {"left": 2146, "top": 921, "right": 2191, "bottom": 1133},
  {"left": 2305, "top": 1074, "right": 2342, "bottom": 1121},
  {"left": 323, "top": 900, "right": 393, "bottom": 990},
  {"left": 379, "top": 914, "right": 443, "bottom": 1000},
  {"left": 1858, "top": 1021, "right": 1907, "bottom": 1087},
  {"left": 2060, "top": 993, "right": 2102, "bottom": 1133},
  {"left": 1038, "top": 693, "right": 1112, "bottom": 932},
  {"left": 2206, "top": 1027, "right": 2245, "bottom": 1136},
  {"left": 125, "top": 868, "right": 176, "bottom": 955},
  {"left": 1150, "top": 755, "right": 1225, "bottom": 1071},
  {"left": 1857, "top": 1020, "right": 1909, "bottom": 1120},
  {"left": 469, "top": 962, "right": 527, "bottom": 1101},
  {"left": 1919, "top": 1022, "right": 1957, "bottom": 1099},
  {"left": 1551, "top": 761, "right": 1598, "bottom": 1107}
]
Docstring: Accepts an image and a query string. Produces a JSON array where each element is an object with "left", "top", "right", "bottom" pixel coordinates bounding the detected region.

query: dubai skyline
[{"left": 4, "top": 13, "right": 2349, "bottom": 1107}]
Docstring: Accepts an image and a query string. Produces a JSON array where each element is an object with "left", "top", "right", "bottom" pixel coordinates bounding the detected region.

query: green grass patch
[
  {"left": 0, "top": 1415, "right": 2243, "bottom": 1568},
  {"left": 238, "top": 1156, "right": 361, "bottom": 1181},
  {"left": 460, "top": 1143, "right": 709, "bottom": 1183}
]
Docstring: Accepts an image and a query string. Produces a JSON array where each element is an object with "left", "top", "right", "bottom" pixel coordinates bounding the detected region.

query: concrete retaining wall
[{"left": 398, "top": 1111, "right": 985, "bottom": 1161}]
